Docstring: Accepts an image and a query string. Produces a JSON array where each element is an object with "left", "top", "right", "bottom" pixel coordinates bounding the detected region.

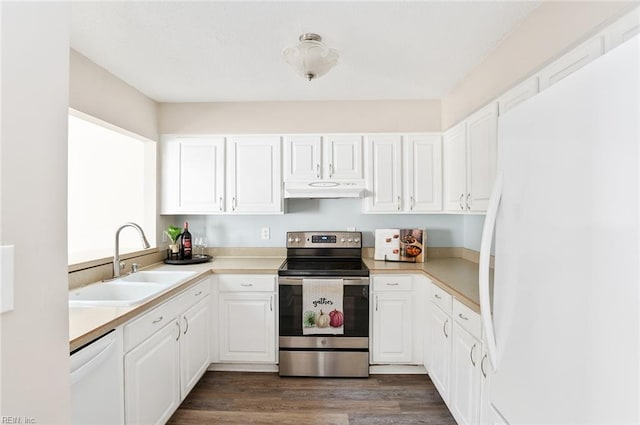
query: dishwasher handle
[{"left": 70, "top": 330, "right": 118, "bottom": 385}]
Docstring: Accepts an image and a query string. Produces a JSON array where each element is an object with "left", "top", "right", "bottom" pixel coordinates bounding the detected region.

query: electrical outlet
[
  {"left": 261, "top": 227, "right": 270, "bottom": 240},
  {"left": 162, "top": 232, "right": 167, "bottom": 243},
  {"left": 347, "top": 226, "right": 356, "bottom": 231}
]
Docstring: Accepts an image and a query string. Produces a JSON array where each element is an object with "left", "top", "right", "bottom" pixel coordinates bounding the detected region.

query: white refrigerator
[{"left": 479, "top": 35, "right": 640, "bottom": 424}]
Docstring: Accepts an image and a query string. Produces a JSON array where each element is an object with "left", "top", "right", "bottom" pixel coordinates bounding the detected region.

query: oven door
[{"left": 278, "top": 277, "right": 369, "bottom": 338}]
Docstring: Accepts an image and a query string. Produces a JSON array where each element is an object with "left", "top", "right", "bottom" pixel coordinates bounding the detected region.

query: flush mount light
[{"left": 282, "top": 33, "right": 339, "bottom": 81}]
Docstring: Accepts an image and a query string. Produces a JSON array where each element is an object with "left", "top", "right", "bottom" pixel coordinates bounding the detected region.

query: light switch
[{"left": 0, "top": 245, "right": 14, "bottom": 314}]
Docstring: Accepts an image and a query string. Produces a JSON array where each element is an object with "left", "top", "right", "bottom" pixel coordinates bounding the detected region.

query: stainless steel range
[{"left": 278, "top": 231, "right": 370, "bottom": 377}]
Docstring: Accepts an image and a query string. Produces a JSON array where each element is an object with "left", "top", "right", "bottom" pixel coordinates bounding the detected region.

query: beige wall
[
  {"left": 69, "top": 49, "right": 159, "bottom": 141},
  {"left": 441, "top": 1, "right": 634, "bottom": 129},
  {"left": 158, "top": 100, "right": 441, "bottom": 134},
  {"left": 1, "top": 3, "right": 71, "bottom": 423}
]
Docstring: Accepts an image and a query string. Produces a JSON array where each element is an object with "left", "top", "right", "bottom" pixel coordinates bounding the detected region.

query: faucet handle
[
  {"left": 131, "top": 263, "right": 139, "bottom": 273},
  {"left": 119, "top": 261, "right": 126, "bottom": 270}
]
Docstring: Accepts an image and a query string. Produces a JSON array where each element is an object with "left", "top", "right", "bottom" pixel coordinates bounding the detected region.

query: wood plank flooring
[{"left": 168, "top": 372, "right": 456, "bottom": 425}]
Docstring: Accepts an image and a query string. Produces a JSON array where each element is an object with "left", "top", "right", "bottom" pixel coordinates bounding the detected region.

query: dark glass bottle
[{"left": 181, "top": 221, "right": 192, "bottom": 260}]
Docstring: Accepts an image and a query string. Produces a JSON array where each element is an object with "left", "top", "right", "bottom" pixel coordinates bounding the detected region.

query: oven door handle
[{"left": 278, "top": 277, "right": 370, "bottom": 286}]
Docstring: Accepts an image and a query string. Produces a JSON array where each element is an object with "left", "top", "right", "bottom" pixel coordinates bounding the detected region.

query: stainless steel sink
[{"left": 69, "top": 270, "right": 197, "bottom": 307}]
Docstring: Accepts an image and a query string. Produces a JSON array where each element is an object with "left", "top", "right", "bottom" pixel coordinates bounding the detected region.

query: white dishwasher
[{"left": 70, "top": 327, "right": 124, "bottom": 425}]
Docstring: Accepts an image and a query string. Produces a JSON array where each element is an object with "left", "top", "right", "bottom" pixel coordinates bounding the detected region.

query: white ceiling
[{"left": 70, "top": 1, "right": 540, "bottom": 103}]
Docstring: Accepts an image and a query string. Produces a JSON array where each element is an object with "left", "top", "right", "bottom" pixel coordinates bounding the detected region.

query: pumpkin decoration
[
  {"left": 316, "top": 310, "right": 330, "bottom": 328},
  {"left": 329, "top": 309, "right": 344, "bottom": 328},
  {"left": 303, "top": 311, "right": 316, "bottom": 328}
]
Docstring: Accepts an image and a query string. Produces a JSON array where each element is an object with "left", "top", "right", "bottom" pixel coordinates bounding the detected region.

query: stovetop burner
[{"left": 278, "top": 231, "right": 369, "bottom": 278}]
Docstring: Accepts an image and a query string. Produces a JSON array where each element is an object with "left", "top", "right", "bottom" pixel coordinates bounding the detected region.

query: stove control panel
[{"left": 286, "top": 231, "right": 362, "bottom": 248}]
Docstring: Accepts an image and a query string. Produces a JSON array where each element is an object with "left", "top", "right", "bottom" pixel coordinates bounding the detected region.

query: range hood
[{"left": 284, "top": 181, "right": 366, "bottom": 199}]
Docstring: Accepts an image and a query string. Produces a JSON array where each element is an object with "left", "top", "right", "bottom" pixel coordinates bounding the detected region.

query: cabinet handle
[
  {"left": 232, "top": 196, "right": 237, "bottom": 211},
  {"left": 434, "top": 294, "right": 442, "bottom": 300},
  {"left": 195, "top": 291, "right": 202, "bottom": 297},
  {"left": 386, "top": 282, "right": 399, "bottom": 286},
  {"left": 443, "top": 319, "right": 449, "bottom": 338},
  {"left": 183, "top": 316, "right": 189, "bottom": 335},
  {"left": 219, "top": 197, "right": 223, "bottom": 212},
  {"left": 458, "top": 313, "right": 469, "bottom": 321},
  {"left": 410, "top": 195, "right": 414, "bottom": 211},
  {"left": 397, "top": 196, "right": 401, "bottom": 211},
  {"left": 152, "top": 316, "right": 163, "bottom": 324},
  {"left": 375, "top": 295, "right": 379, "bottom": 311},
  {"left": 329, "top": 163, "right": 333, "bottom": 178},
  {"left": 466, "top": 193, "right": 471, "bottom": 210},
  {"left": 175, "top": 321, "right": 181, "bottom": 341},
  {"left": 470, "top": 343, "right": 477, "bottom": 366},
  {"left": 316, "top": 164, "right": 320, "bottom": 179},
  {"left": 270, "top": 295, "right": 273, "bottom": 311},
  {"left": 240, "top": 283, "right": 253, "bottom": 287},
  {"left": 481, "top": 354, "right": 488, "bottom": 378},
  {"left": 459, "top": 193, "right": 464, "bottom": 210}
]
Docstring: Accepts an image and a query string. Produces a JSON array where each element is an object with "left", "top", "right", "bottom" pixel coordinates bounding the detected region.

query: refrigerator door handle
[{"left": 479, "top": 171, "right": 503, "bottom": 371}]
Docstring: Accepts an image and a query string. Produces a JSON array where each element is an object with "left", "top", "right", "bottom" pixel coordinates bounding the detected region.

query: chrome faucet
[{"left": 113, "top": 222, "right": 151, "bottom": 278}]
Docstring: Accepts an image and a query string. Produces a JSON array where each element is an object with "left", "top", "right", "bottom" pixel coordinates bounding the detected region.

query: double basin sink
[{"left": 69, "top": 270, "right": 197, "bottom": 307}]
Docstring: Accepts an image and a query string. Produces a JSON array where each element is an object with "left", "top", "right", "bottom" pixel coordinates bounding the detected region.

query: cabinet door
[
  {"left": 372, "top": 291, "right": 412, "bottom": 363},
  {"left": 219, "top": 292, "right": 276, "bottom": 363},
  {"left": 180, "top": 296, "right": 211, "bottom": 398},
  {"left": 227, "top": 136, "right": 282, "bottom": 213},
  {"left": 466, "top": 103, "right": 498, "bottom": 212},
  {"left": 497, "top": 77, "right": 539, "bottom": 117},
  {"left": 450, "top": 323, "right": 482, "bottom": 425},
  {"left": 283, "top": 135, "right": 322, "bottom": 181},
  {"left": 324, "top": 135, "right": 363, "bottom": 180},
  {"left": 443, "top": 123, "right": 468, "bottom": 212},
  {"left": 364, "top": 135, "right": 402, "bottom": 212},
  {"left": 539, "top": 36, "right": 604, "bottom": 90},
  {"left": 479, "top": 345, "right": 492, "bottom": 425},
  {"left": 124, "top": 320, "right": 181, "bottom": 425},
  {"left": 605, "top": 8, "right": 640, "bottom": 51},
  {"left": 161, "top": 137, "right": 225, "bottom": 213},
  {"left": 404, "top": 135, "right": 442, "bottom": 212},
  {"left": 428, "top": 304, "right": 452, "bottom": 402}
]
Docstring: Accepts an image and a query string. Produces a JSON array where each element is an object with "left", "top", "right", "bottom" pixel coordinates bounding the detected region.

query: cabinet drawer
[
  {"left": 430, "top": 284, "right": 453, "bottom": 314},
  {"left": 124, "top": 278, "right": 211, "bottom": 351},
  {"left": 218, "top": 275, "right": 276, "bottom": 292},
  {"left": 372, "top": 275, "right": 413, "bottom": 291},
  {"left": 176, "top": 278, "right": 211, "bottom": 309},
  {"left": 453, "top": 300, "right": 481, "bottom": 339},
  {"left": 124, "top": 297, "right": 183, "bottom": 352}
]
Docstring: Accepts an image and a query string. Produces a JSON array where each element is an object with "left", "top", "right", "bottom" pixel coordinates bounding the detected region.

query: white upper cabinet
[
  {"left": 284, "top": 134, "right": 363, "bottom": 182},
  {"left": 403, "top": 135, "right": 442, "bottom": 212},
  {"left": 226, "top": 136, "right": 283, "bottom": 214},
  {"left": 538, "top": 36, "right": 604, "bottom": 90},
  {"left": 161, "top": 137, "right": 225, "bottom": 214},
  {"left": 364, "top": 134, "right": 442, "bottom": 213},
  {"left": 497, "top": 77, "right": 539, "bottom": 117},
  {"left": 443, "top": 123, "right": 468, "bottom": 212},
  {"left": 604, "top": 7, "right": 640, "bottom": 51},
  {"left": 466, "top": 103, "right": 498, "bottom": 211},
  {"left": 324, "top": 135, "right": 364, "bottom": 180},
  {"left": 443, "top": 103, "right": 497, "bottom": 213},
  {"left": 365, "top": 135, "right": 402, "bottom": 212},
  {"left": 283, "top": 135, "right": 322, "bottom": 181}
]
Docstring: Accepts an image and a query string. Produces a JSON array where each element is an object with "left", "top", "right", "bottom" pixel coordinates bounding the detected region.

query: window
[{"left": 68, "top": 111, "right": 156, "bottom": 265}]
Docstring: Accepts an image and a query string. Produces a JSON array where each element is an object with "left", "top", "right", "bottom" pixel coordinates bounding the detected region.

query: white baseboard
[
  {"left": 208, "top": 363, "right": 279, "bottom": 373},
  {"left": 369, "top": 364, "right": 427, "bottom": 374}
]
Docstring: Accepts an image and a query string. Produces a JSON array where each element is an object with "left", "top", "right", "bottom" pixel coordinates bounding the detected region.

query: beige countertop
[{"left": 70, "top": 255, "right": 489, "bottom": 352}]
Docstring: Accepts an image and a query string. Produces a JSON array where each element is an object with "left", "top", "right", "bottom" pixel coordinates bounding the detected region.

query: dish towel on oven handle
[{"left": 302, "top": 279, "right": 344, "bottom": 335}]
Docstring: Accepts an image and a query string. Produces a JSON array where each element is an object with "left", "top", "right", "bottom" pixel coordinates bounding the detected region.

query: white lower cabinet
[
  {"left": 123, "top": 277, "right": 211, "bottom": 425},
  {"left": 371, "top": 274, "right": 426, "bottom": 365},
  {"left": 124, "top": 320, "right": 181, "bottom": 425},
  {"left": 217, "top": 275, "right": 277, "bottom": 363},
  {"left": 427, "top": 283, "right": 453, "bottom": 399},
  {"left": 450, "top": 322, "right": 482, "bottom": 425}
]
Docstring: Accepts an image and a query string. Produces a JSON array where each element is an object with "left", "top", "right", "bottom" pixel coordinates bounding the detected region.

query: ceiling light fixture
[{"left": 282, "top": 33, "right": 339, "bottom": 81}]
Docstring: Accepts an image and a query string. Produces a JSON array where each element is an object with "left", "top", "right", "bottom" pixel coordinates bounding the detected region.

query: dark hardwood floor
[{"left": 168, "top": 372, "right": 456, "bottom": 425}]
